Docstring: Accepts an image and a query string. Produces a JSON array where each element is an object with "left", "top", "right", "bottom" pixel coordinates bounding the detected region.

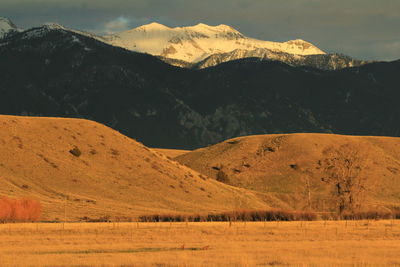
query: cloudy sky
[{"left": 1, "top": 0, "right": 399, "bottom": 60}]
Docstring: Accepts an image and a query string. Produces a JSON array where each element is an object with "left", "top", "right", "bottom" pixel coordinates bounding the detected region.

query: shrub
[
  {"left": 0, "top": 196, "right": 42, "bottom": 223},
  {"left": 69, "top": 147, "right": 82, "bottom": 157},
  {"left": 216, "top": 170, "right": 230, "bottom": 184},
  {"left": 138, "top": 209, "right": 318, "bottom": 223},
  {"left": 342, "top": 210, "right": 393, "bottom": 220}
]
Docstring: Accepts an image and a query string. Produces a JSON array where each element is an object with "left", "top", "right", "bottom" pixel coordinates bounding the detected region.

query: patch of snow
[
  {"left": 146, "top": 109, "right": 158, "bottom": 116},
  {"left": 345, "top": 92, "right": 351, "bottom": 104},
  {"left": 0, "top": 17, "right": 21, "bottom": 38},
  {"left": 368, "top": 73, "right": 377, "bottom": 84},
  {"left": 71, "top": 35, "right": 81, "bottom": 43},
  {"left": 43, "top": 22, "right": 66, "bottom": 30}
]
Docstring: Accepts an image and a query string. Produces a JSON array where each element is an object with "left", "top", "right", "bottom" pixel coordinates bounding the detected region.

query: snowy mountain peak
[
  {"left": 192, "top": 22, "right": 208, "bottom": 28},
  {"left": 285, "top": 39, "right": 322, "bottom": 54},
  {"left": 187, "top": 22, "right": 213, "bottom": 31},
  {"left": 104, "top": 22, "right": 326, "bottom": 63},
  {"left": 0, "top": 17, "right": 17, "bottom": 28},
  {"left": 135, "top": 22, "right": 172, "bottom": 32},
  {"left": 43, "top": 22, "right": 67, "bottom": 30},
  {"left": 186, "top": 23, "right": 241, "bottom": 34},
  {"left": 215, "top": 24, "right": 239, "bottom": 32},
  {"left": 0, "top": 17, "right": 20, "bottom": 38},
  {"left": 285, "top": 39, "right": 317, "bottom": 49}
]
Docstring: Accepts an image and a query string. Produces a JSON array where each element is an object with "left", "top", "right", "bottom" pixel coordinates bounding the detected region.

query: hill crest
[{"left": 176, "top": 133, "right": 400, "bottom": 211}]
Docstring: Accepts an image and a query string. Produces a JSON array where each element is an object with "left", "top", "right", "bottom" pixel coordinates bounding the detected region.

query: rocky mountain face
[
  {"left": 157, "top": 56, "right": 195, "bottom": 68},
  {"left": 191, "top": 49, "right": 371, "bottom": 70},
  {"left": 0, "top": 26, "right": 399, "bottom": 149},
  {"left": 161, "top": 49, "right": 371, "bottom": 70},
  {"left": 103, "top": 22, "right": 325, "bottom": 63}
]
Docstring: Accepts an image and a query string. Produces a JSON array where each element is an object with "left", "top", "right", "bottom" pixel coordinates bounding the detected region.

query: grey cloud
[{"left": 94, "top": 16, "right": 152, "bottom": 35}]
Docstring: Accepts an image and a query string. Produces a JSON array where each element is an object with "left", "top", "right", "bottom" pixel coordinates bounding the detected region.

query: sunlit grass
[{"left": 0, "top": 220, "right": 399, "bottom": 266}]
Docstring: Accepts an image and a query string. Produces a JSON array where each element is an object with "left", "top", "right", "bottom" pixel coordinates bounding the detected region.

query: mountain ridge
[
  {"left": 0, "top": 18, "right": 370, "bottom": 71},
  {"left": 164, "top": 49, "right": 372, "bottom": 70},
  {"left": 104, "top": 21, "right": 326, "bottom": 63}
]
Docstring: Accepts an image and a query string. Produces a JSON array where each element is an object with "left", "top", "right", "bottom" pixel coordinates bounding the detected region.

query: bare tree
[
  {"left": 290, "top": 164, "right": 313, "bottom": 210},
  {"left": 293, "top": 163, "right": 318, "bottom": 211},
  {"left": 317, "top": 143, "right": 370, "bottom": 215}
]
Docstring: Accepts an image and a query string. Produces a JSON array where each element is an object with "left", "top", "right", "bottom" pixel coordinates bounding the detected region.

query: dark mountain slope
[
  {"left": 0, "top": 26, "right": 399, "bottom": 149},
  {"left": 0, "top": 25, "right": 198, "bottom": 148},
  {"left": 172, "top": 58, "right": 400, "bottom": 142}
]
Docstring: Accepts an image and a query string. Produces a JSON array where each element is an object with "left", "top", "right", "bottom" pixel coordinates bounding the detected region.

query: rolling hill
[
  {"left": 176, "top": 133, "right": 400, "bottom": 211},
  {"left": 0, "top": 115, "right": 270, "bottom": 221}
]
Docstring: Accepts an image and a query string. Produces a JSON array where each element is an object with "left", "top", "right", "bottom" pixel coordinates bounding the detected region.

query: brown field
[{"left": 1, "top": 221, "right": 400, "bottom": 266}]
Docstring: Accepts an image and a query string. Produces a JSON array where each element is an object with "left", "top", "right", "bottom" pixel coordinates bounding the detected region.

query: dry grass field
[{"left": 1, "top": 220, "right": 400, "bottom": 266}]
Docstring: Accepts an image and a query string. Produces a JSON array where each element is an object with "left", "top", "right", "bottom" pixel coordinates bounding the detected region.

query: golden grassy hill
[
  {"left": 176, "top": 133, "right": 400, "bottom": 211},
  {"left": 0, "top": 115, "right": 270, "bottom": 221}
]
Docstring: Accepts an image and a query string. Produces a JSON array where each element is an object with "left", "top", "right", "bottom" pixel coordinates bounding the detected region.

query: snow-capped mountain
[
  {"left": 0, "top": 17, "right": 21, "bottom": 38},
  {"left": 104, "top": 22, "right": 326, "bottom": 63},
  {"left": 1, "top": 19, "right": 365, "bottom": 70}
]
